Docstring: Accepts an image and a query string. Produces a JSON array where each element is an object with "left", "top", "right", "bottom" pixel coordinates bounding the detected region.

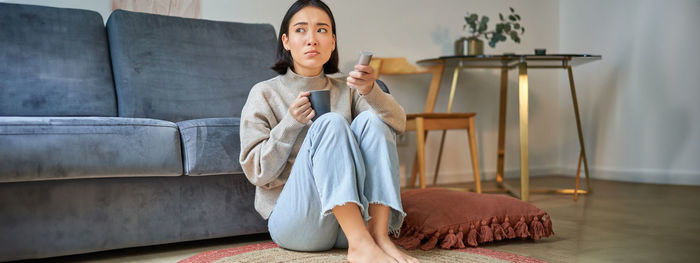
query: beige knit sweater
[{"left": 239, "top": 69, "right": 406, "bottom": 219}]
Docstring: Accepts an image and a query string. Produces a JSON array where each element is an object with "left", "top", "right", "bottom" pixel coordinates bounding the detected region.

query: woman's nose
[{"left": 306, "top": 33, "right": 318, "bottom": 46}]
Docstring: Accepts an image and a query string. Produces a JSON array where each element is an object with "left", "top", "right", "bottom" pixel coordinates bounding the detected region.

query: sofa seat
[
  {"left": 0, "top": 117, "right": 183, "bottom": 183},
  {"left": 177, "top": 118, "right": 243, "bottom": 176}
]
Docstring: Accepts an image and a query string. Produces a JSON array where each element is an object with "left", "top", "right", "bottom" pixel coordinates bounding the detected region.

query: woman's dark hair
[{"left": 271, "top": 0, "right": 339, "bottom": 75}]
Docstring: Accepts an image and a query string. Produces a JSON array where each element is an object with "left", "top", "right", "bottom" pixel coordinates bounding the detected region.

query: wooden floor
[
  {"left": 29, "top": 176, "right": 700, "bottom": 263},
  {"left": 444, "top": 176, "right": 700, "bottom": 262}
]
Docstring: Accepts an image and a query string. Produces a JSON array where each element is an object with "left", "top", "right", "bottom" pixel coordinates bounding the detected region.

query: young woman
[{"left": 240, "top": 1, "right": 418, "bottom": 262}]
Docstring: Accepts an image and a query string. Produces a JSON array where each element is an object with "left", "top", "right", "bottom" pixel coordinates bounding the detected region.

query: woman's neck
[
  {"left": 282, "top": 67, "right": 328, "bottom": 92},
  {"left": 292, "top": 65, "right": 323, "bottom": 77}
]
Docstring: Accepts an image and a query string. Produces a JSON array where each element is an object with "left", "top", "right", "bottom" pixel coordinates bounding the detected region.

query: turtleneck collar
[{"left": 281, "top": 68, "right": 329, "bottom": 91}]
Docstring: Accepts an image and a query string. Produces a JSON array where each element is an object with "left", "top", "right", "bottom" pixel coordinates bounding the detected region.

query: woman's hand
[
  {"left": 289, "top": 91, "right": 315, "bottom": 124},
  {"left": 347, "top": 64, "right": 376, "bottom": 95}
]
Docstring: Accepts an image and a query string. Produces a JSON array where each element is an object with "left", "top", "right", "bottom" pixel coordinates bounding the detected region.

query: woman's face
[{"left": 282, "top": 6, "right": 335, "bottom": 77}]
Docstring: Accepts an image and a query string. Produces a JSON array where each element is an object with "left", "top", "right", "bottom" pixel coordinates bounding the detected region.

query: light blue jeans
[{"left": 268, "top": 111, "right": 405, "bottom": 251}]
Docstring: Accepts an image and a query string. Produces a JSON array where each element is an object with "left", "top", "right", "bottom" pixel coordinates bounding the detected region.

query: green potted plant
[{"left": 455, "top": 7, "right": 526, "bottom": 55}]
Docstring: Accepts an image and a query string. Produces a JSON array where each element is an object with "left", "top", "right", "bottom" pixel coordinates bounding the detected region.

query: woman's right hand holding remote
[{"left": 289, "top": 91, "right": 315, "bottom": 124}]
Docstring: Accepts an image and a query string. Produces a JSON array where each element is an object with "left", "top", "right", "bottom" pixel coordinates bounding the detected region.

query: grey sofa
[{"left": 0, "top": 3, "right": 277, "bottom": 261}]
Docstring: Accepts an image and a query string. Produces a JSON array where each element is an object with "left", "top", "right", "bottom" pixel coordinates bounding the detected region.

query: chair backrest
[
  {"left": 0, "top": 3, "right": 117, "bottom": 117},
  {"left": 369, "top": 57, "right": 445, "bottom": 113}
]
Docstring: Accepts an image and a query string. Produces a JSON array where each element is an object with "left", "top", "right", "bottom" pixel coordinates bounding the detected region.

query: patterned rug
[{"left": 179, "top": 241, "right": 547, "bottom": 263}]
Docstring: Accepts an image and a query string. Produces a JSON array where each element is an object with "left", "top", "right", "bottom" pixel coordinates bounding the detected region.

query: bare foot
[
  {"left": 373, "top": 234, "right": 420, "bottom": 263},
  {"left": 347, "top": 236, "right": 397, "bottom": 263}
]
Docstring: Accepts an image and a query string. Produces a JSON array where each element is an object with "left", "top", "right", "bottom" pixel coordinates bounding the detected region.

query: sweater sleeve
[
  {"left": 352, "top": 81, "right": 407, "bottom": 133},
  {"left": 239, "top": 84, "right": 306, "bottom": 189}
]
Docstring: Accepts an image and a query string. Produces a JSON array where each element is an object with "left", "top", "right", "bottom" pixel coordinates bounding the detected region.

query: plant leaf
[
  {"left": 522, "top": 27, "right": 525, "bottom": 34},
  {"left": 509, "top": 15, "right": 516, "bottom": 21},
  {"left": 510, "top": 7, "right": 515, "bottom": 13},
  {"left": 469, "top": 14, "right": 478, "bottom": 23},
  {"left": 489, "top": 36, "right": 498, "bottom": 48},
  {"left": 515, "top": 14, "right": 521, "bottom": 20},
  {"left": 481, "top": 16, "right": 490, "bottom": 24},
  {"left": 514, "top": 23, "right": 520, "bottom": 30},
  {"left": 504, "top": 24, "right": 511, "bottom": 33},
  {"left": 510, "top": 31, "right": 520, "bottom": 43},
  {"left": 468, "top": 14, "right": 478, "bottom": 31},
  {"left": 499, "top": 13, "right": 504, "bottom": 21},
  {"left": 478, "top": 16, "right": 489, "bottom": 33}
]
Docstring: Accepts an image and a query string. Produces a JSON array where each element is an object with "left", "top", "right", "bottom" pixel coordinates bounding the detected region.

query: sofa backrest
[
  {"left": 106, "top": 10, "right": 277, "bottom": 122},
  {"left": 0, "top": 3, "right": 117, "bottom": 117}
]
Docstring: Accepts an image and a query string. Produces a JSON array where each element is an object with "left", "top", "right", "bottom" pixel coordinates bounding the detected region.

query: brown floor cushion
[{"left": 395, "top": 188, "right": 553, "bottom": 250}]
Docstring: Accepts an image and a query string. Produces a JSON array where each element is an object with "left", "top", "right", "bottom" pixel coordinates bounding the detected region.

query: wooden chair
[{"left": 370, "top": 57, "right": 481, "bottom": 193}]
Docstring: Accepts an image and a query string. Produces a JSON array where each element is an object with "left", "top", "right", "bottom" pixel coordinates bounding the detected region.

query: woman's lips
[{"left": 305, "top": 50, "right": 319, "bottom": 57}]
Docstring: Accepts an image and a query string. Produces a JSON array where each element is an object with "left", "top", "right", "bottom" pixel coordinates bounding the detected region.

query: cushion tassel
[
  {"left": 395, "top": 231, "right": 412, "bottom": 247},
  {"left": 514, "top": 216, "right": 529, "bottom": 239},
  {"left": 454, "top": 226, "right": 466, "bottom": 249},
  {"left": 543, "top": 214, "right": 554, "bottom": 236},
  {"left": 439, "top": 229, "right": 457, "bottom": 249},
  {"left": 478, "top": 219, "right": 494, "bottom": 243},
  {"left": 491, "top": 217, "right": 506, "bottom": 241},
  {"left": 399, "top": 232, "right": 423, "bottom": 250},
  {"left": 502, "top": 216, "right": 516, "bottom": 239},
  {"left": 403, "top": 226, "right": 415, "bottom": 237},
  {"left": 530, "top": 215, "right": 545, "bottom": 240},
  {"left": 467, "top": 223, "right": 478, "bottom": 247},
  {"left": 420, "top": 232, "right": 440, "bottom": 251}
]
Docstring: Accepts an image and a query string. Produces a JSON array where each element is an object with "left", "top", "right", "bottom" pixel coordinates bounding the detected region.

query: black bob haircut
[{"left": 271, "top": 0, "right": 340, "bottom": 75}]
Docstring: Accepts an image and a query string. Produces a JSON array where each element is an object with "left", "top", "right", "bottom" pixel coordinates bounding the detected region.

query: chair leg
[
  {"left": 409, "top": 153, "right": 419, "bottom": 188},
  {"left": 409, "top": 130, "right": 429, "bottom": 188},
  {"left": 415, "top": 117, "right": 427, "bottom": 189},
  {"left": 467, "top": 117, "right": 482, "bottom": 193},
  {"left": 432, "top": 130, "right": 447, "bottom": 186}
]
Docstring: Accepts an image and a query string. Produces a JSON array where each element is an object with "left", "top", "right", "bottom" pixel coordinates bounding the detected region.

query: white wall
[
  {"left": 4, "top": 0, "right": 697, "bottom": 185},
  {"left": 0, "top": 0, "right": 113, "bottom": 21},
  {"left": 559, "top": 0, "right": 700, "bottom": 185},
  {"left": 199, "top": 0, "right": 562, "bottom": 186}
]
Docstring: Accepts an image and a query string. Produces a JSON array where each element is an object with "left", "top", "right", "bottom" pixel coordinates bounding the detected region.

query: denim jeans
[{"left": 268, "top": 111, "right": 405, "bottom": 251}]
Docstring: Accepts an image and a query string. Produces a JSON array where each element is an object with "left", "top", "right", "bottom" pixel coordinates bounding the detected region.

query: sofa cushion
[
  {"left": 0, "top": 3, "right": 117, "bottom": 117},
  {"left": 0, "top": 117, "right": 183, "bottom": 183},
  {"left": 106, "top": 10, "right": 277, "bottom": 122},
  {"left": 177, "top": 118, "right": 243, "bottom": 176}
]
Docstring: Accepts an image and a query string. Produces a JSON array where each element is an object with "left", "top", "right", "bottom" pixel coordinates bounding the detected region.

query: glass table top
[{"left": 417, "top": 54, "right": 602, "bottom": 68}]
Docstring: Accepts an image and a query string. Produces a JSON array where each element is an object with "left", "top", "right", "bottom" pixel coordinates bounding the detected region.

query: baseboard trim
[
  {"left": 559, "top": 167, "right": 700, "bottom": 186},
  {"left": 400, "top": 166, "right": 700, "bottom": 186},
  {"left": 399, "top": 166, "right": 562, "bottom": 187}
]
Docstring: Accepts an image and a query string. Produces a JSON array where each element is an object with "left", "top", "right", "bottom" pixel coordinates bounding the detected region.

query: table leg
[
  {"left": 567, "top": 66, "right": 593, "bottom": 193},
  {"left": 432, "top": 67, "right": 461, "bottom": 185},
  {"left": 574, "top": 150, "right": 582, "bottom": 201},
  {"left": 518, "top": 63, "right": 530, "bottom": 201},
  {"left": 497, "top": 68, "right": 508, "bottom": 185},
  {"left": 525, "top": 66, "right": 591, "bottom": 198}
]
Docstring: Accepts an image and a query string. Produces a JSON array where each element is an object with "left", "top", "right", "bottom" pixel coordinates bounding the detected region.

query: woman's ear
[
  {"left": 282, "top": 33, "right": 290, "bottom": 51},
  {"left": 332, "top": 34, "right": 336, "bottom": 51}
]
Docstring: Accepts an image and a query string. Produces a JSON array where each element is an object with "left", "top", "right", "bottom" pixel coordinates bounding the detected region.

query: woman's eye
[
  {"left": 318, "top": 28, "right": 328, "bottom": 33},
  {"left": 295, "top": 28, "right": 305, "bottom": 33}
]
